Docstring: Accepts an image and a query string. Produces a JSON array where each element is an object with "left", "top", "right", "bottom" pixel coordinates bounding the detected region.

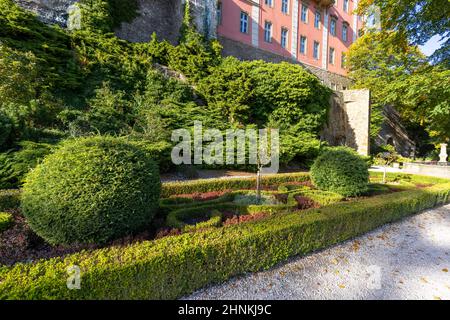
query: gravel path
[{"left": 186, "top": 204, "right": 450, "bottom": 300}]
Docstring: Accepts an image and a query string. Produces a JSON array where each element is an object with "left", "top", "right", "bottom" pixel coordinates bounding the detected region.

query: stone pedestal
[{"left": 439, "top": 143, "right": 448, "bottom": 164}]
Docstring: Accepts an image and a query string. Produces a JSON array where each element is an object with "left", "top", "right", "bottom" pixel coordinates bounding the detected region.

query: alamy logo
[
  {"left": 67, "top": 265, "right": 81, "bottom": 290},
  {"left": 171, "top": 121, "right": 280, "bottom": 174}
]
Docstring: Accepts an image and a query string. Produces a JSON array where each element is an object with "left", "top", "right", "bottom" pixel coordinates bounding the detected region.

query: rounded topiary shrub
[
  {"left": 310, "top": 147, "right": 369, "bottom": 197},
  {"left": 21, "top": 136, "right": 161, "bottom": 245}
]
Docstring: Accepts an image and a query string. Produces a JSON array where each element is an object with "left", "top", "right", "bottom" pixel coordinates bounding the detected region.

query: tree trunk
[{"left": 256, "top": 167, "right": 261, "bottom": 203}]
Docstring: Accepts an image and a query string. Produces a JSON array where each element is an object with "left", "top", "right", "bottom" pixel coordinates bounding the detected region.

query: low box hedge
[
  {"left": 164, "top": 188, "right": 343, "bottom": 230},
  {"left": 1, "top": 182, "right": 449, "bottom": 300},
  {"left": 161, "top": 172, "right": 310, "bottom": 197}
]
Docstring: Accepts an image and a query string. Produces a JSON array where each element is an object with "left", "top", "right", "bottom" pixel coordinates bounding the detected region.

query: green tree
[
  {"left": 347, "top": 31, "right": 450, "bottom": 144},
  {"left": 357, "top": 0, "right": 450, "bottom": 65},
  {"left": 197, "top": 57, "right": 255, "bottom": 125}
]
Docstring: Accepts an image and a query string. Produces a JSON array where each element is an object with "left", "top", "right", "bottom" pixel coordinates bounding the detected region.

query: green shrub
[
  {"left": 183, "top": 211, "right": 223, "bottom": 232},
  {"left": 84, "top": 83, "right": 131, "bottom": 135},
  {"left": 0, "top": 141, "right": 54, "bottom": 189},
  {"left": 0, "top": 189, "right": 21, "bottom": 211},
  {"left": 1, "top": 182, "right": 449, "bottom": 299},
  {"left": 21, "top": 136, "right": 161, "bottom": 245},
  {"left": 298, "top": 189, "right": 344, "bottom": 206},
  {"left": 0, "top": 212, "right": 13, "bottom": 232},
  {"left": 311, "top": 147, "right": 369, "bottom": 197},
  {"left": 127, "top": 140, "right": 173, "bottom": 173}
]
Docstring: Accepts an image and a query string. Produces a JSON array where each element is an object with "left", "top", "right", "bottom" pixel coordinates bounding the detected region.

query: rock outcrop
[{"left": 13, "top": 0, "right": 78, "bottom": 26}]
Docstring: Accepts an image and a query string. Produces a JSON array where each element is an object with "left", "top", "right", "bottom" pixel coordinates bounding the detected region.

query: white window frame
[
  {"left": 265, "top": 0, "right": 274, "bottom": 7},
  {"left": 301, "top": 4, "right": 308, "bottom": 23},
  {"left": 313, "top": 41, "right": 320, "bottom": 60},
  {"left": 240, "top": 11, "right": 249, "bottom": 33},
  {"left": 329, "top": 47, "right": 335, "bottom": 65},
  {"left": 314, "top": 11, "right": 321, "bottom": 29},
  {"left": 281, "top": 0, "right": 289, "bottom": 14},
  {"left": 342, "top": 23, "right": 348, "bottom": 42},
  {"left": 330, "top": 18, "right": 337, "bottom": 36},
  {"left": 300, "top": 35, "right": 307, "bottom": 55},
  {"left": 281, "top": 28, "right": 289, "bottom": 48},
  {"left": 343, "top": 0, "right": 349, "bottom": 13},
  {"left": 264, "top": 21, "right": 273, "bottom": 43}
]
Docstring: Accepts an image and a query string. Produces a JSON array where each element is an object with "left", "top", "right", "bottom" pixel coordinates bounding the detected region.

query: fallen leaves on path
[{"left": 351, "top": 240, "right": 361, "bottom": 252}]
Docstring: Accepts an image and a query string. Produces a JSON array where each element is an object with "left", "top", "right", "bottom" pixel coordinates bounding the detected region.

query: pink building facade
[{"left": 216, "top": 0, "right": 362, "bottom": 78}]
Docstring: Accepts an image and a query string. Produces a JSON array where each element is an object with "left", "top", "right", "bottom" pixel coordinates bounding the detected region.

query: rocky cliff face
[
  {"left": 13, "top": 0, "right": 78, "bottom": 26},
  {"left": 115, "top": 0, "right": 183, "bottom": 44},
  {"left": 13, "top": 0, "right": 217, "bottom": 43}
]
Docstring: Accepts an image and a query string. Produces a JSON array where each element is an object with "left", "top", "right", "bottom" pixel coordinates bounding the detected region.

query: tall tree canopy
[
  {"left": 357, "top": 0, "right": 450, "bottom": 66},
  {"left": 347, "top": 31, "right": 450, "bottom": 146}
]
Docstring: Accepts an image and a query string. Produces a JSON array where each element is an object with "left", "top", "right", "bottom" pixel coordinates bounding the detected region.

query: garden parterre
[{"left": 0, "top": 172, "right": 449, "bottom": 299}]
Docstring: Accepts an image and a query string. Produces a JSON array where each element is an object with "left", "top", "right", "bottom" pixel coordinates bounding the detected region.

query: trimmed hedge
[
  {"left": 1, "top": 182, "right": 449, "bottom": 299},
  {"left": 0, "top": 212, "right": 13, "bottom": 232},
  {"left": 21, "top": 136, "right": 161, "bottom": 245},
  {"left": 0, "top": 189, "right": 20, "bottom": 211},
  {"left": 165, "top": 188, "right": 344, "bottom": 230},
  {"left": 161, "top": 172, "right": 310, "bottom": 197}
]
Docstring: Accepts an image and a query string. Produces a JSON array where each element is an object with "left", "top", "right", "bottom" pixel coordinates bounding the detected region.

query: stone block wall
[
  {"left": 322, "top": 90, "right": 371, "bottom": 156},
  {"left": 341, "top": 90, "right": 371, "bottom": 156}
]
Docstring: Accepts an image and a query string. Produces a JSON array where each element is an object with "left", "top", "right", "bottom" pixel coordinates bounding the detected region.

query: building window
[
  {"left": 341, "top": 52, "right": 347, "bottom": 68},
  {"left": 343, "top": 0, "right": 349, "bottom": 12},
  {"left": 264, "top": 21, "right": 272, "bottom": 42},
  {"left": 217, "top": 2, "right": 222, "bottom": 25},
  {"left": 300, "top": 36, "right": 307, "bottom": 54},
  {"left": 282, "top": 0, "right": 289, "bottom": 14},
  {"left": 329, "top": 47, "right": 335, "bottom": 65},
  {"left": 281, "top": 28, "right": 289, "bottom": 48},
  {"left": 330, "top": 18, "right": 337, "bottom": 36},
  {"left": 265, "top": 0, "right": 273, "bottom": 7},
  {"left": 240, "top": 12, "right": 249, "bottom": 33},
  {"left": 314, "top": 11, "right": 321, "bottom": 29},
  {"left": 342, "top": 23, "right": 348, "bottom": 42},
  {"left": 301, "top": 4, "right": 308, "bottom": 23},
  {"left": 313, "top": 41, "right": 320, "bottom": 60}
]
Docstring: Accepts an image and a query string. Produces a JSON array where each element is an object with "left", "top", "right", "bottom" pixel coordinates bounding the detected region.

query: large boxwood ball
[
  {"left": 310, "top": 147, "right": 369, "bottom": 197},
  {"left": 21, "top": 136, "right": 161, "bottom": 245}
]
